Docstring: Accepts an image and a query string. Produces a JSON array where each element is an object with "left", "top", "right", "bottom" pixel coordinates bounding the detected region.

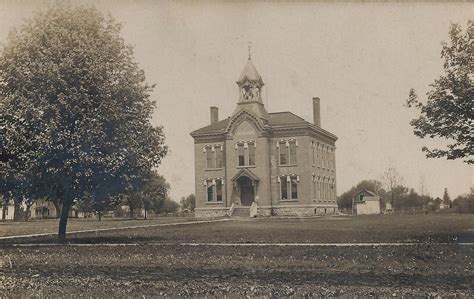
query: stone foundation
[
  {"left": 257, "top": 205, "right": 338, "bottom": 217},
  {"left": 195, "top": 204, "right": 338, "bottom": 218},
  {"left": 195, "top": 207, "right": 230, "bottom": 219}
]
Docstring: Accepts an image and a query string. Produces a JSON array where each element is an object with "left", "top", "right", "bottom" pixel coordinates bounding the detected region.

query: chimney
[
  {"left": 210, "top": 106, "right": 218, "bottom": 125},
  {"left": 313, "top": 97, "right": 321, "bottom": 127}
]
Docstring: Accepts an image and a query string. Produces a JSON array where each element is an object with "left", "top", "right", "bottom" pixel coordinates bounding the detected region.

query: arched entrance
[{"left": 237, "top": 176, "right": 254, "bottom": 206}]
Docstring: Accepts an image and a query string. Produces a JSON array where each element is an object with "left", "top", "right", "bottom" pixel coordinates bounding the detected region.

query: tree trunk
[
  {"left": 1, "top": 202, "right": 7, "bottom": 222},
  {"left": 144, "top": 208, "right": 147, "bottom": 220},
  {"left": 52, "top": 199, "right": 61, "bottom": 219},
  {"left": 98, "top": 211, "right": 102, "bottom": 221},
  {"left": 13, "top": 201, "right": 21, "bottom": 222},
  {"left": 130, "top": 207, "right": 134, "bottom": 218},
  {"left": 25, "top": 205, "right": 31, "bottom": 222},
  {"left": 58, "top": 200, "right": 72, "bottom": 243}
]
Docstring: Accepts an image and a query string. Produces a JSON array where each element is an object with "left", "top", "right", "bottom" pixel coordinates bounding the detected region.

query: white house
[
  {"left": 354, "top": 190, "right": 381, "bottom": 215},
  {"left": 1, "top": 202, "right": 15, "bottom": 221}
]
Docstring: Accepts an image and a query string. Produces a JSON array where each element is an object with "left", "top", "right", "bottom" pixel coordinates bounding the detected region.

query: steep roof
[
  {"left": 190, "top": 118, "right": 231, "bottom": 135},
  {"left": 356, "top": 189, "right": 381, "bottom": 201},
  {"left": 236, "top": 58, "right": 264, "bottom": 85},
  {"left": 268, "top": 111, "right": 307, "bottom": 126},
  {"left": 191, "top": 111, "right": 325, "bottom": 136}
]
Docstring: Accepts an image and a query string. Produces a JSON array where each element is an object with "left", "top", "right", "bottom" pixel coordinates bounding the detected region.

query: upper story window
[
  {"left": 279, "top": 175, "right": 299, "bottom": 200},
  {"left": 289, "top": 142, "right": 297, "bottom": 164},
  {"left": 278, "top": 139, "right": 297, "bottom": 165},
  {"left": 237, "top": 144, "right": 245, "bottom": 166},
  {"left": 235, "top": 141, "right": 256, "bottom": 167},
  {"left": 279, "top": 141, "right": 287, "bottom": 165},
  {"left": 248, "top": 143, "right": 256, "bottom": 166},
  {"left": 204, "top": 145, "right": 223, "bottom": 169},
  {"left": 215, "top": 146, "right": 223, "bottom": 168}
]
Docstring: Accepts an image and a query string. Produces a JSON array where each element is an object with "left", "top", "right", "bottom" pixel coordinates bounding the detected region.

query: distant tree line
[{"left": 338, "top": 177, "right": 473, "bottom": 214}]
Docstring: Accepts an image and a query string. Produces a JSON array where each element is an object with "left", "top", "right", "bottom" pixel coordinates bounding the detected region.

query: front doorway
[{"left": 237, "top": 176, "right": 254, "bottom": 206}]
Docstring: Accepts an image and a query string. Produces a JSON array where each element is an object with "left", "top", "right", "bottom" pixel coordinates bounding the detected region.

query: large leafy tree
[
  {"left": 406, "top": 21, "right": 473, "bottom": 164},
  {"left": 0, "top": 5, "right": 167, "bottom": 241}
]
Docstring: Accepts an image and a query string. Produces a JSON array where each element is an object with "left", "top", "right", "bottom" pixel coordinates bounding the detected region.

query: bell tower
[
  {"left": 233, "top": 52, "right": 269, "bottom": 120},
  {"left": 237, "top": 56, "right": 264, "bottom": 103}
]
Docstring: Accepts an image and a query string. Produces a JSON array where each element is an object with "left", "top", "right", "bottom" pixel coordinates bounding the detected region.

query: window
[
  {"left": 318, "top": 145, "right": 322, "bottom": 167},
  {"left": 206, "top": 179, "right": 224, "bottom": 202},
  {"left": 278, "top": 140, "right": 297, "bottom": 165},
  {"left": 236, "top": 141, "right": 256, "bottom": 167},
  {"left": 237, "top": 144, "right": 245, "bottom": 166},
  {"left": 291, "top": 176, "right": 298, "bottom": 199},
  {"left": 323, "top": 147, "right": 327, "bottom": 168},
  {"left": 206, "top": 147, "right": 214, "bottom": 169},
  {"left": 280, "top": 175, "right": 299, "bottom": 200},
  {"left": 248, "top": 143, "right": 255, "bottom": 166},
  {"left": 207, "top": 182, "right": 213, "bottom": 202},
  {"left": 279, "top": 142, "right": 287, "bottom": 165},
  {"left": 216, "top": 180, "right": 223, "bottom": 202},
  {"left": 205, "top": 145, "right": 223, "bottom": 169},
  {"left": 312, "top": 175, "right": 316, "bottom": 198},
  {"left": 318, "top": 177, "right": 323, "bottom": 200},
  {"left": 280, "top": 176, "right": 288, "bottom": 200},
  {"left": 289, "top": 141, "right": 297, "bottom": 164},
  {"left": 331, "top": 179, "right": 336, "bottom": 200},
  {"left": 312, "top": 143, "right": 316, "bottom": 164},
  {"left": 215, "top": 146, "right": 222, "bottom": 168}
]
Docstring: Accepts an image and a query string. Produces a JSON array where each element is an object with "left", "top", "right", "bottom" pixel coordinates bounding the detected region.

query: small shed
[{"left": 354, "top": 190, "right": 381, "bottom": 215}]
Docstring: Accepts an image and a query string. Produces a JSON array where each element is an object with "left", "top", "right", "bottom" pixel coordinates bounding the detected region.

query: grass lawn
[
  {"left": 0, "top": 214, "right": 472, "bottom": 297},
  {"left": 1, "top": 213, "right": 471, "bottom": 244},
  {"left": 0, "top": 216, "right": 195, "bottom": 238}
]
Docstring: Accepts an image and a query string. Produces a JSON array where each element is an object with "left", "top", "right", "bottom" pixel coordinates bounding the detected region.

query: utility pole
[{"left": 351, "top": 197, "right": 355, "bottom": 215}]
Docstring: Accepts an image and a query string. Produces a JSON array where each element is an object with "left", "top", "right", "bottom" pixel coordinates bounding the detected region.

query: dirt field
[{"left": 0, "top": 214, "right": 473, "bottom": 297}]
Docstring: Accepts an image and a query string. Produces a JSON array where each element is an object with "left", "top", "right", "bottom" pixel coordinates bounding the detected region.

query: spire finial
[{"left": 248, "top": 42, "right": 251, "bottom": 60}]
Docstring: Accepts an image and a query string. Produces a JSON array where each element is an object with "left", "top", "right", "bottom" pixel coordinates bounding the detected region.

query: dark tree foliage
[
  {"left": 0, "top": 5, "right": 167, "bottom": 241},
  {"left": 406, "top": 22, "right": 473, "bottom": 164},
  {"left": 122, "top": 172, "right": 170, "bottom": 218},
  {"left": 442, "top": 188, "right": 451, "bottom": 204},
  {"left": 180, "top": 194, "right": 196, "bottom": 212},
  {"left": 160, "top": 198, "right": 179, "bottom": 214},
  {"left": 452, "top": 193, "right": 474, "bottom": 213}
]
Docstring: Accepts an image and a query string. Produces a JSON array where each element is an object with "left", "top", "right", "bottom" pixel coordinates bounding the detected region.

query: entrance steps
[{"left": 231, "top": 207, "right": 250, "bottom": 218}]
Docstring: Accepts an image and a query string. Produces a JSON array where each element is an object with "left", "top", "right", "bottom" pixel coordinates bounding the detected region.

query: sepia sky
[{"left": 0, "top": 0, "right": 472, "bottom": 200}]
